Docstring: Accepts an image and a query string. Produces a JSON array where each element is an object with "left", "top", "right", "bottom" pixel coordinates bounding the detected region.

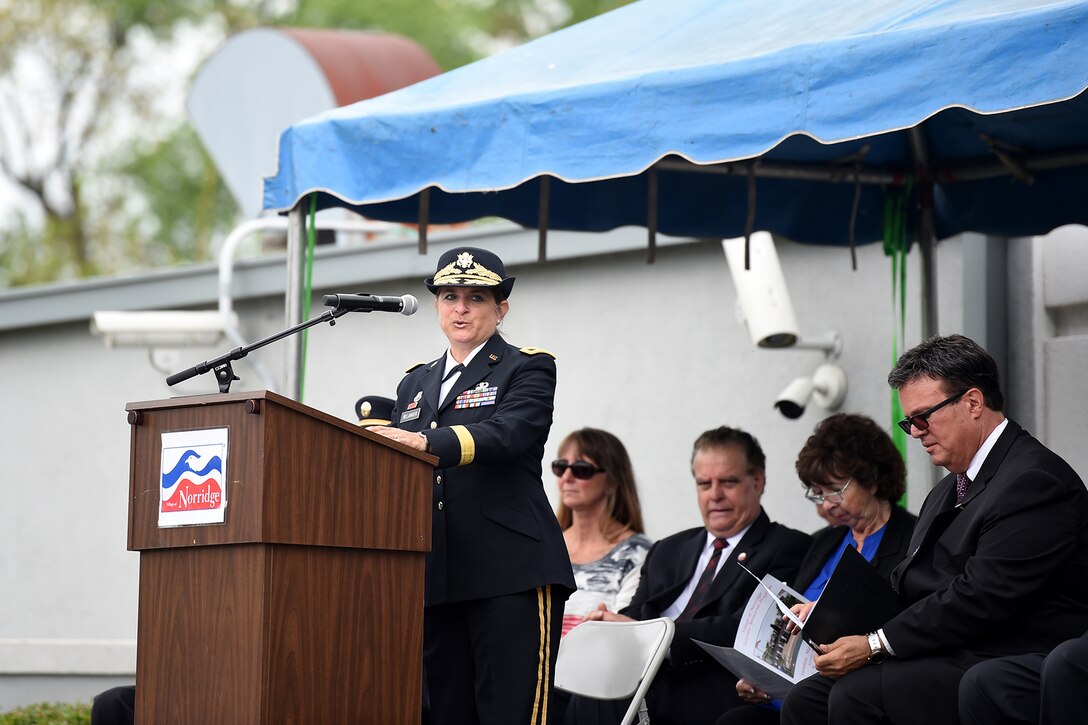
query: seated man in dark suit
[
  {"left": 781, "top": 334, "right": 1088, "bottom": 725},
  {"left": 567, "top": 425, "right": 811, "bottom": 725}
]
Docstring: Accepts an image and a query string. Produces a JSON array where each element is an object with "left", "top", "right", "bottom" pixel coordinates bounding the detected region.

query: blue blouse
[{"left": 802, "top": 524, "right": 888, "bottom": 602}]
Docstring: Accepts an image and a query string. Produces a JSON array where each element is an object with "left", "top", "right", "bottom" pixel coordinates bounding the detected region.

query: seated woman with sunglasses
[
  {"left": 553, "top": 428, "right": 652, "bottom": 637},
  {"left": 718, "top": 413, "right": 917, "bottom": 725}
]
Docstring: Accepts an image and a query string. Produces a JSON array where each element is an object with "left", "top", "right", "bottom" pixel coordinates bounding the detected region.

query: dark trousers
[
  {"left": 91, "top": 685, "right": 135, "bottom": 725},
  {"left": 425, "top": 585, "right": 565, "bottom": 725},
  {"left": 716, "top": 703, "right": 781, "bottom": 725},
  {"left": 782, "top": 655, "right": 977, "bottom": 725},
  {"left": 959, "top": 633, "right": 1088, "bottom": 725}
]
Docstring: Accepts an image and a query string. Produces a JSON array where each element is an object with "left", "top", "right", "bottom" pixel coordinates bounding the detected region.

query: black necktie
[
  {"left": 677, "top": 538, "right": 728, "bottom": 621},
  {"left": 442, "top": 363, "right": 464, "bottom": 382},
  {"left": 440, "top": 364, "right": 464, "bottom": 407}
]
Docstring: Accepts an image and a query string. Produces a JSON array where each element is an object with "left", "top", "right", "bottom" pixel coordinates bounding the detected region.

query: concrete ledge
[{"left": 0, "top": 639, "right": 136, "bottom": 675}]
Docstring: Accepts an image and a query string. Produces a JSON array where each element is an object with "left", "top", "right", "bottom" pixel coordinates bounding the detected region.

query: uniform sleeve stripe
[{"left": 450, "top": 425, "right": 475, "bottom": 465}]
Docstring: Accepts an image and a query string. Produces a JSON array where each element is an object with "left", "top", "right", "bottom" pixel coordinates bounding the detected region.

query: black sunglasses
[
  {"left": 552, "top": 459, "right": 605, "bottom": 480},
  {"left": 898, "top": 389, "right": 968, "bottom": 434}
]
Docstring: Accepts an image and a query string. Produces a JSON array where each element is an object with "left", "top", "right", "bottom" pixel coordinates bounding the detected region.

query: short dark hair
[
  {"left": 887, "top": 334, "right": 1004, "bottom": 411},
  {"left": 555, "top": 428, "right": 645, "bottom": 535},
  {"left": 795, "top": 413, "right": 906, "bottom": 502},
  {"left": 691, "top": 426, "right": 766, "bottom": 474}
]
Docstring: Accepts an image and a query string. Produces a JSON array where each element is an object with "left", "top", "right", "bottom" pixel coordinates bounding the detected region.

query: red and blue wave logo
[{"left": 161, "top": 447, "right": 224, "bottom": 512}]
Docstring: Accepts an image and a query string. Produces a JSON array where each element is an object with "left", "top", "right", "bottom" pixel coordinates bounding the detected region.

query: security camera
[
  {"left": 722, "top": 234, "right": 844, "bottom": 356},
  {"left": 774, "top": 363, "right": 848, "bottom": 419},
  {"left": 91, "top": 310, "right": 234, "bottom": 348},
  {"left": 775, "top": 376, "right": 815, "bottom": 419},
  {"left": 722, "top": 233, "right": 799, "bottom": 348}
]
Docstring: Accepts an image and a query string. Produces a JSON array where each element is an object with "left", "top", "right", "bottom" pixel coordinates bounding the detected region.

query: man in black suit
[
  {"left": 571, "top": 426, "right": 811, "bottom": 725},
  {"left": 782, "top": 334, "right": 1088, "bottom": 725}
]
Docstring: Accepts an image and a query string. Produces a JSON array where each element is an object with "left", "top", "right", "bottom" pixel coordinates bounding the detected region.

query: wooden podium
[{"left": 126, "top": 390, "right": 434, "bottom": 724}]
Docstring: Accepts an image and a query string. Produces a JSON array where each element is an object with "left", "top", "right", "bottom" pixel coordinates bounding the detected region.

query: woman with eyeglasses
[
  {"left": 368, "top": 246, "right": 574, "bottom": 725},
  {"left": 552, "top": 428, "right": 652, "bottom": 637},
  {"left": 718, "top": 413, "right": 917, "bottom": 725}
]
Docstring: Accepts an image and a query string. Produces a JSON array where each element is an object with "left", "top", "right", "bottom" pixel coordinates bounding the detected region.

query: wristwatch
[{"left": 866, "top": 632, "right": 888, "bottom": 664}]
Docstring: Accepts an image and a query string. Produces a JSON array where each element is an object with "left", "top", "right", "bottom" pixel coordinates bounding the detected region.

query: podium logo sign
[{"left": 159, "top": 428, "right": 229, "bottom": 527}]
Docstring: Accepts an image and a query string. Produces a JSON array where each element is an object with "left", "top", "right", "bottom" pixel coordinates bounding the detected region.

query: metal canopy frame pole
[
  {"left": 909, "top": 127, "right": 939, "bottom": 340},
  {"left": 652, "top": 146, "right": 1088, "bottom": 186},
  {"left": 284, "top": 205, "right": 306, "bottom": 399}
]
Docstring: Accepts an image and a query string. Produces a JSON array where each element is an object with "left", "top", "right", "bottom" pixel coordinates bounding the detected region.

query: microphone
[{"left": 322, "top": 293, "right": 419, "bottom": 316}]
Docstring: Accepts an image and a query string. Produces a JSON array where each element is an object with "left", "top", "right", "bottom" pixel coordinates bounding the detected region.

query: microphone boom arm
[{"left": 166, "top": 307, "right": 350, "bottom": 393}]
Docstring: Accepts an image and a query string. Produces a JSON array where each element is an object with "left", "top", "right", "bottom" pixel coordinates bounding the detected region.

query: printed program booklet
[
  {"left": 694, "top": 574, "right": 818, "bottom": 699},
  {"left": 695, "top": 546, "right": 903, "bottom": 698}
]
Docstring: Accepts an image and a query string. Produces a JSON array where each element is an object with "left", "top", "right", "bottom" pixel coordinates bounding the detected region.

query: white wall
[
  {"left": 295, "top": 235, "right": 961, "bottom": 540},
  {"left": 0, "top": 225, "right": 1083, "bottom": 709}
]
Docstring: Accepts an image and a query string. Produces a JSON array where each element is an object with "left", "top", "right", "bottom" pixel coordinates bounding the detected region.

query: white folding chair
[{"left": 554, "top": 618, "right": 675, "bottom": 725}]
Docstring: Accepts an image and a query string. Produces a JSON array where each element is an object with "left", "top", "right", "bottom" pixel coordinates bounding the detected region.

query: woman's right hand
[
  {"left": 783, "top": 601, "right": 816, "bottom": 634},
  {"left": 736, "top": 678, "right": 772, "bottom": 705},
  {"left": 581, "top": 602, "right": 635, "bottom": 624}
]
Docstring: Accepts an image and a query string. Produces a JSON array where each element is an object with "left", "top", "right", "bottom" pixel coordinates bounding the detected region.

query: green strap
[
  {"left": 883, "top": 180, "right": 912, "bottom": 506},
  {"left": 299, "top": 193, "right": 317, "bottom": 402}
]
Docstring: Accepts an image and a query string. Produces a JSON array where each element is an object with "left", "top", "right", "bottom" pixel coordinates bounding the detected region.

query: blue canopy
[{"left": 263, "top": 0, "right": 1088, "bottom": 246}]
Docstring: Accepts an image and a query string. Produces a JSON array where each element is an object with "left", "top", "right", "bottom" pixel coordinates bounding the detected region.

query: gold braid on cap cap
[{"left": 431, "top": 252, "right": 503, "bottom": 288}]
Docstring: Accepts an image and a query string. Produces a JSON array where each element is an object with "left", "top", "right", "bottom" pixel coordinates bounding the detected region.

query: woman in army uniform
[{"left": 369, "top": 246, "right": 574, "bottom": 725}]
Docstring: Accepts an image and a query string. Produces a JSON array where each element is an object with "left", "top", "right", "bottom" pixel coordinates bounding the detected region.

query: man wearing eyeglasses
[
  {"left": 571, "top": 426, "right": 811, "bottom": 725},
  {"left": 782, "top": 334, "right": 1088, "bottom": 725}
]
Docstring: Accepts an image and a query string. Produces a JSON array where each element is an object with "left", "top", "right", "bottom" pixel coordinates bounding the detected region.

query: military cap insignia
[
  {"left": 359, "top": 401, "right": 372, "bottom": 417},
  {"left": 430, "top": 259, "right": 504, "bottom": 287}
]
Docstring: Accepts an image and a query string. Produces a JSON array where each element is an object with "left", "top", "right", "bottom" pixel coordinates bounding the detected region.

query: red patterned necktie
[
  {"left": 677, "top": 538, "right": 728, "bottom": 622},
  {"left": 956, "top": 473, "right": 972, "bottom": 503}
]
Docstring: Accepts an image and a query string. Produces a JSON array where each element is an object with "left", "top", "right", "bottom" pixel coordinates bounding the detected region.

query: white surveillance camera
[
  {"left": 775, "top": 376, "right": 815, "bottom": 419},
  {"left": 774, "top": 363, "right": 848, "bottom": 419},
  {"left": 722, "top": 233, "right": 800, "bottom": 348},
  {"left": 722, "top": 234, "right": 843, "bottom": 356},
  {"left": 91, "top": 310, "right": 234, "bottom": 349}
]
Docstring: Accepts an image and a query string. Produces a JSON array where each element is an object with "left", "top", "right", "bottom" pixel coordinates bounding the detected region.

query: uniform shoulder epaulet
[
  {"left": 405, "top": 361, "right": 428, "bottom": 373},
  {"left": 519, "top": 346, "right": 556, "bottom": 359}
]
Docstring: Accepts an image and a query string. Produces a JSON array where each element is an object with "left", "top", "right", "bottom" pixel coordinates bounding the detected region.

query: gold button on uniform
[
  {"left": 430, "top": 421, "right": 438, "bottom": 429},
  {"left": 437, "top": 501, "right": 444, "bottom": 510},
  {"left": 436, "top": 475, "right": 443, "bottom": 485}
]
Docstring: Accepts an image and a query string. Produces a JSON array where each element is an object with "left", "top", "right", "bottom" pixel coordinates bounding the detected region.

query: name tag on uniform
[
  {"left": 454, "top": 385, "right": 499, "bottom": 409},
  {"left": 400, "top": 409, "right": 422, "bottom": 422}
]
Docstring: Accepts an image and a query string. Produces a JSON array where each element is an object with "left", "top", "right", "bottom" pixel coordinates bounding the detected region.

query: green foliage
[
  {"left": 102, "top": 123, "right": 240, "bottom": 270},
  {"left": 287, "top": 0, "right": 482, "bottom": 70},
  {"left": 0, "top": 701, "right": 91, "bottom": 725},
  {"left": 0, "top": 0, "right": 637, "bottom": 289}
]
